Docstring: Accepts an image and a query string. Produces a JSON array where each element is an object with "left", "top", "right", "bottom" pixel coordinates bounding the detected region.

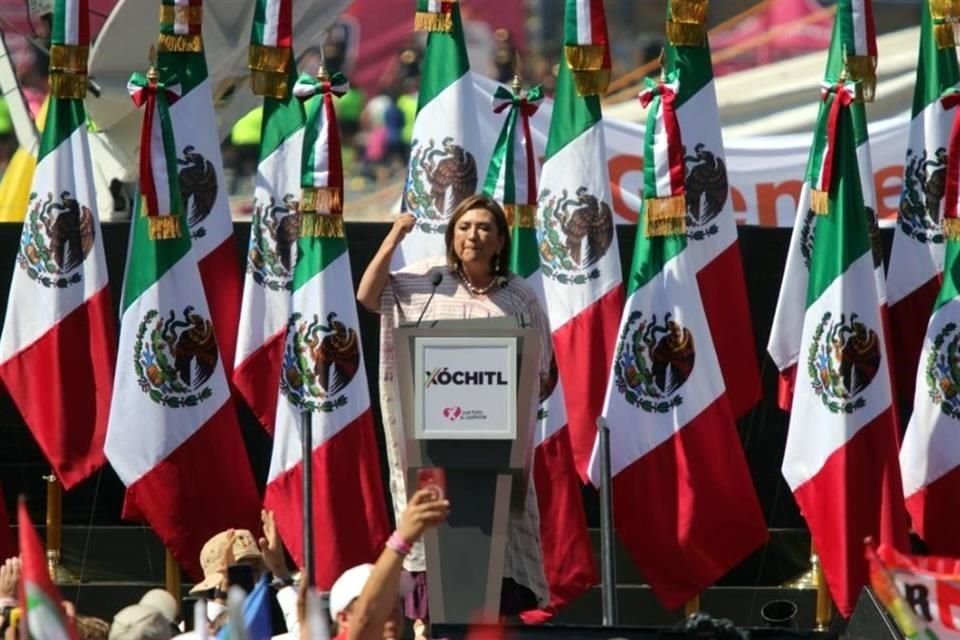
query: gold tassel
[
  {"left": 565, "top": 45, "right": 606, "bottom": 71},
  {"left": 50, "top": 72, "right": 87, "bottom": 99},
  {"left": 810, "top": 189, "right": 830, "bottom": 215},
  {"left": 934, "top": 22, "right": 960, "bottom": 49},
  {"left": 301, "top": 187, "right": 343, "bottom": 215},
  {"left": 250, "top": 70, "right": 290, "bottom": 99},
  {"left": 505, "top": 204, "right": 536, "bottom": 229},
  {"left": 944, "top": 217, "right": 960, "bottom": 240},
  {"left": 670, "top": 0, "right": 709, "bottom": 24},
  {"left": 846, "top": 55, "right": 877, "bottom": 103},
  {"left": 159, "top": 4, "right": 204, "bottom": 25},
  {"left": 146, "top": 214, "right": 182, "bottom": 240},
  {"left": 49, "top": 45, "right": 89, "bottom": 73},
  {"left": 644, "top": 195, "right": 687, "bottom": 237},
  {"left": 249, "top": 45, "right": 291, "bottom": 74},
  {"left": 667, "top": 21, "right": 707, "bottom": 46},
  {"left": 571, "top": 69, "right": 611, "bottom": 97},
  {"left": 414, "top": 11, "right": 453, "bottom": 33},
  {"left": 300, "top": 213, "right": 345, "bottom": 238},
  {"left": 158, "top": 33, "right": 204, "bottom": 53}
]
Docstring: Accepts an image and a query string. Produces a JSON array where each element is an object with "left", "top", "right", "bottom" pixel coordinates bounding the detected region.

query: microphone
[{"left": 416, "top": 272, "right": 444, "bottom": 327}]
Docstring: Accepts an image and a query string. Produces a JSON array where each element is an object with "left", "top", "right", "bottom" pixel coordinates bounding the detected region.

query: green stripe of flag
[
  {"left": 912, "top": 0, "right": 960, "bottom": 117},
  {"left": 158, "top": 52, "right": 208, "bottom": 96},
  {"left": 509, "top": 227, "right": 541, "bottom": 279},
  {"left": 293, "top": 235, "right": 347, "bottom": 289},
  {"left": 629, "top": 207, "right": 686, "bottom": 295},
  {"left": 416, "top": 4, "right": 470, "bottom": 113},
  {"left": 38, "top": 98, "right": 86, "bottom": 162},
  {"left": 544, "top": 56, "right": 603, "bottom": 162},
  {"left": 664, "top": 5, "right": 713, "bottom": 106},
  {"left": 806, "top": 106, "right": 871, "bottom": 307},
  {"left": 259, "top": 90, "right": 305, "bottom": 162},
  {"left": 935, "top": 240, "right": 960, "bottom": 313},
  {"left": 121, "top": 197, "right": 192, "bottom": 313}
]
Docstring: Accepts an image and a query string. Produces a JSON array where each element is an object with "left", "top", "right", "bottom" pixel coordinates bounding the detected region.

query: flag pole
[
  {"left": 301, "top": 409, "right": 314, "bottom": 588},
  {"left": 813, "top": 542, "right": 831, "bottom": 630},
  {"left": 44, "top": 473, "right": 62, "bottom": 582},
  {"left": 684, "top": 595, "right": 700, "bottom": 616},
  {"left": 165, "top": 550, "right": 181, "bottom": 615},
  {"left": 596, "top": 417, "right": 617, "bottom": 626}
]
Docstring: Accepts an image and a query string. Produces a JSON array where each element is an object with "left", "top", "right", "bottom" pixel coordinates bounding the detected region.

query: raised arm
[{"left": 356, "top": 214, "right": 416, "bottom": 313}]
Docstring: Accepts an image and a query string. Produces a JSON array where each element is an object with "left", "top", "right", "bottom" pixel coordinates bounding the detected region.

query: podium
[{"left": 393, "top": 316, "right": 542, "bottom": 623}]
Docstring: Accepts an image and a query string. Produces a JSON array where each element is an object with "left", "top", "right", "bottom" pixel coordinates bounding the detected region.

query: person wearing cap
[
  {"left": 109, "top": 604, "right": 171, "bottom": 640},
  {"left": 188, "top": 510, "right": 299, "bottom": 637},
  {"left": 345, "top": 488, "right": 449, "bottom": 640},
  {"left": 139, "top": 588, "right": 179, "bottom": 635}
]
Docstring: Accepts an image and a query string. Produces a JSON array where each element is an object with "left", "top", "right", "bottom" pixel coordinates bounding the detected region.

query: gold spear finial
[
  {"left": 658, "top": 48, "right": 666, "bottom": 83},
  {"left": 146, "top": 44, "right": 158, "bottom": 82}
]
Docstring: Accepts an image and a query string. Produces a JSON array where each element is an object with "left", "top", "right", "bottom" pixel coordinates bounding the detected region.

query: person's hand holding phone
[{"left": 397, "top": 486, "right": 450, "bottom": 545}]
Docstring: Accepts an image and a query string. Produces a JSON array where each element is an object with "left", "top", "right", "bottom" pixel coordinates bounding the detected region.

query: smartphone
[
  {"left": 226, "top": 563, "right": 256, "bottom": 595},
  {"left": 417, "top": 467, "right": 447, "bottom": 501}
]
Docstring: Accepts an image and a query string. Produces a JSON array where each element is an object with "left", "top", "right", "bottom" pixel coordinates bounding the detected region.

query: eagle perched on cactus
[{"left": 178, "top": 145, "right": 218, "bottom": 227}]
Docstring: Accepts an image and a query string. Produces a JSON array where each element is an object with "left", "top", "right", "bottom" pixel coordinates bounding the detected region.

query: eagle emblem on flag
[
  {"left": 134, "top": 307, "right": 219, "bottom": 408},
  {"left": 613, "top": 311, "right": 695, "bottom": 413},
  {"left": 807, "top": 311, "right": 881, "bottom": 413},
  {"left": 682, "top": 143, "right": 727, "bottom": 240},
  {"left": 537, "top": 186, "right": 614, "bottom": 284},
  {"left": 280, "top": 311, "right": 359, "bottom": 412},
  {"left": 17, "top": 191, "right": 95, "bottom": 288},
  {"left": 248, "top": 193, "right": 300, "bottom": 291},
  {"left": 897, "top": 146, "right": 948, "bottom": 245},
  {"left": 177, "top": 145, "right": 219, "bottom": 239},
  {"left": 925, "top": 321, "right": 960, "bottom": 420},
  {"left": 404, "top": 136, "right": 478, "bottom": 234}
]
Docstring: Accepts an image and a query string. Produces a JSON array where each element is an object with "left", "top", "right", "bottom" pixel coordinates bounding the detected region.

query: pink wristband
[{"left": 386, "top": 531, "right": 413, "bottom": 556}]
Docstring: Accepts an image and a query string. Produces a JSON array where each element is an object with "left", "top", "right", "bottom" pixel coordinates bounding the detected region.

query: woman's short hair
[{"left": 444, "top": 194, "right": 511, "bottom": 276}]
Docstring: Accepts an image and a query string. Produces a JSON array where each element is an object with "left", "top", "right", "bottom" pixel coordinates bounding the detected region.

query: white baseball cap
[{"left": 329, "top": 564, "right": 414, "bottom": 620}]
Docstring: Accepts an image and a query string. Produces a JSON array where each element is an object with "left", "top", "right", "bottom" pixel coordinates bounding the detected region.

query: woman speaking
[{"left": 357, "top": 194, "right": 550, "bottom": 618}]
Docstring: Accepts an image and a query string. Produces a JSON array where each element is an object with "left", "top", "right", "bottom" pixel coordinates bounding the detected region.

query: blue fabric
[{"left": 216, "top": 576, "right": 273, "bottom": 640}]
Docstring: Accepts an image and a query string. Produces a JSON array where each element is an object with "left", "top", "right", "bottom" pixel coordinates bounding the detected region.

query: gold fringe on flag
[
  {"left": 846, "top": 55, "right": 877, "bottom": 103},
  {"left": 505, "top": 204, "right": 536, "bottom": 229},
  {"left": 301, "top": 187, "right": 343, "bottom": 215},
  {"left": 810, "top": 189, "right": 830, "bottom": 215},
  {"left": 159, "top": 4, "right": 204, "bottom": 25},
  {"left": 644, "top": 195, "right": 687, "bottom": 237},
  {"left": 49, "top": 45, "right": 89, "bottom": 73},
  {"left": 158, "top": 33, "right": 204, "bottom": 53},
  {"left": 300, "top": 213, "right": 345, "bottom": 238},
  {"left": 50, "top": 72, "right": 88, "bottom": 99},
  {"left": 667, "top": 0, "right": 708, "bottom": 46},
  {"left": 414, "top": 11, "right": 453, "bottom": 33},
  {"left": 565, "top": 45, "right": 610, "bottom": 96},
  {"left": 249, "top": 44, "right": 291, "bottom": 73},
  {"left": 944, "top": 217, "right": 960, "bottom": 240},
  {"left": 666, "top": 21, "right": 706, "bottom": 47},
  {"left": 932, "top": 0, "right": 960, "bottom": 49},
  {"left": 145, "top": 213, "right": 183, "bottom": 240},
  {"left": 250, "top": 71, "right": 290, "bottom": 99}
]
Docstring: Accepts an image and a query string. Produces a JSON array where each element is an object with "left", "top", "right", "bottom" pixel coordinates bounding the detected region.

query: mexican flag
[
  {"left": 234, "top": 0, "right": 305, "bottom": 433},
  {"left": 18, "top": 498, "right": 78, "bottom": 640},
  {"left": 537, "top": 50, "right": 624, "bottom": 479},
  {"left": 105, "top": 66, "right": 260, "bottom": 577},
  {"left": 0, "top": 0, "right": 115, "bottom": 490},
  {"left": 900, "top": 90, "right": 960, "bottom": 556},
  {"left": 264, "top": 72, "right": 390, "bottom": 588},
  {"left": 781, "top": 79, "right": 907, "bottom": 617},
  {"left": 663, "top": 0, "right": 760, "bottom": 419},
  {"left": 483, "top": 81, "right": 598, "bottom": 620},
  {"left": 595, "top": 73, "right": 767, "bottom": 610},
  {"left": 886, "top": 0, "right": 959, "bottom": 409},
  {"left": 768, "top": 0, "right": 886, "bottom": 411},
  {"left": 394, "top": 1, "right": 485, "bottom": 268},
  {"left": 157, "top": 0, "right": 243, "bottom": 382}
]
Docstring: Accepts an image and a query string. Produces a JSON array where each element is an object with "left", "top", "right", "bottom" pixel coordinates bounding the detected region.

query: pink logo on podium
[{"left": 442, "top": 406, "right": 462, "bottom": 420}]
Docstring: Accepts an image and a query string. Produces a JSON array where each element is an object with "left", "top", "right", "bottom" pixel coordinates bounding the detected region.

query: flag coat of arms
[
  {"left": 263, "top": 71, "right": 390, "bottom": 589},
  {"left": 483, "top": 80, "right": 598, "bottom": 620},
  {"left": 0, "top": 0, "right": 115, "bottom": 490},
  {"left": 886, "top": 0, "right": 960, "bottom": 408},
  {"left": 537, "top": 38, "right": 624, "bottom": 480},
  {"left": 781, "top": 79, "right": 908, "bottom": 617},
  {"left": 595, "top": 71, "right": 767, "bottom": 610},
  {"left": 768, "top": 0, "right": 886, "bottom": 411},
  {"left": 663, "top": 0, "right": 761, "bottom": 419},
  {"left": 234, "top": 0, "right": 305, "bottom": 433},
  {"left": 105, "top": 64, "right": 260, "bottom": 577},
  {"left": 394, "top": 1, "right": 487, "bottom": 268},
  {"left": 900, "top": 89, "right": 960, "bottom": 556},
  {"left": 157, "top": 0, "right": 243, "bottom": 382}
]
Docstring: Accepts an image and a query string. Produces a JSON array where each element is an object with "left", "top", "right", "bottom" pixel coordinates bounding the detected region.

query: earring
[{"left": 493, "top": 254, "right": 501, "bottom": 274}]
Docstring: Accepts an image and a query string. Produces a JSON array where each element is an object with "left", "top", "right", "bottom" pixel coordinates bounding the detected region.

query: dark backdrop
[{"left": 0, "top": 222, "right": 889, "bottom": 555}]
